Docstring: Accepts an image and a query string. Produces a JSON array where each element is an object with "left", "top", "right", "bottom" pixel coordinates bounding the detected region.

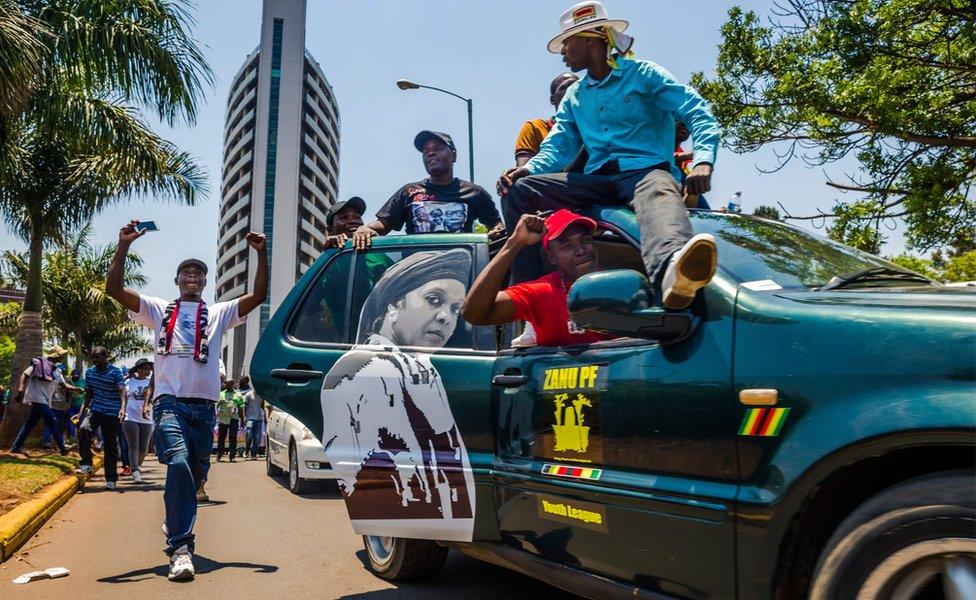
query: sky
[{"left": 0, "top": 0, "right": 906, "bottom": 302}]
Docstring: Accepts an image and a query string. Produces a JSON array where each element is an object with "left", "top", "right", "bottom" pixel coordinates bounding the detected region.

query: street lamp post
[{"left": 396, "top": 79, "right": 474, "bottom": 183}]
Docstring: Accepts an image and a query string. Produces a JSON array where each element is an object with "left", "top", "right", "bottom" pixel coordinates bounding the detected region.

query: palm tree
[
  {"left": 2, "top": 223, "right": 151, "bottom": 371},
  {"left": 0, "top": 0, "right": 211, "bottom": 444}
]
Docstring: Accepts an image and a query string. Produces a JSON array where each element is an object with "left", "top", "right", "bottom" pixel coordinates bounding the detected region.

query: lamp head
[{"left": 396, "top": 79, "right": 420, "bottom": 90}]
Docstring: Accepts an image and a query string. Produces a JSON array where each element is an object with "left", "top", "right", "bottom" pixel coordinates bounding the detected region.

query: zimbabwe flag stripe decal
[
  {"left": 739, "top": 408, "right": 791, "bottom": 436},
  {"left": 542, "top": 463, "right": 603, "bottom": 481}
]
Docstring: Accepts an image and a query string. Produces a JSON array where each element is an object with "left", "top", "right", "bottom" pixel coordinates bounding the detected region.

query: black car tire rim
[
  {"left": 365, "top": 535, "right": 395, "bottom": 567},
  {"left": 857, "top": 538, "right": 975, "bottom": 599}
]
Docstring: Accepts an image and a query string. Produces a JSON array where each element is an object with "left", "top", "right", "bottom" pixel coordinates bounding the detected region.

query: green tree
[
  {"left": 942, "top": 250, "right": 976, "bottom": 282},
  {"left": 1, "top": 223, "right": 151, "bottom": 373},
  {"left": 0, "top": 0, "right": 211, "bottom": 444},
  {"left": 692, "top": 1, "right": 975, "bottom": 254},
  {"left": 888, "top": 254, "right": 940, "bottom": 279},
  {"left": 752, "top": 205, "right": 781, "bottom": 221}
]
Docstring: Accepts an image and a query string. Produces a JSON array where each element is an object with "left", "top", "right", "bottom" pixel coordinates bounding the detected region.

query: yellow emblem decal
[{"left": 552, "top": 392, "right": 592, "bottom": 453}]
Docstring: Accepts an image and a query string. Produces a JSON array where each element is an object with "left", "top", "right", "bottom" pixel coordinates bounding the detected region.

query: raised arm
[
  {"left": 107, "top": 221, "right": 147, "bottom": 313},
  {"left": 462, "top": 214, "right": 545, "bottom": 325},
  {"left": 238, "top": 232, "right": 268, "bottom": 317}
]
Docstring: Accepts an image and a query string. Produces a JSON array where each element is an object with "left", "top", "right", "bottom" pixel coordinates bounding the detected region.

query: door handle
[
  {"left": 492, "top": 374, "right": 528, "bottom": 388},
  {"left": 270, "top": 368, "right": 324, "bottom": 382}
]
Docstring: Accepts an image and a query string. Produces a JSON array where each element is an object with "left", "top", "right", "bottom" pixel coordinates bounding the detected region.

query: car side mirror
[{"left": 568, "top": 269, "right": 694, "bottom": 341}]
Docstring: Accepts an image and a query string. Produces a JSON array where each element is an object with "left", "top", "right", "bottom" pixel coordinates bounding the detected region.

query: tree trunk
[{"left": 0, "top": 229, "right": 45, "bottom": 447}]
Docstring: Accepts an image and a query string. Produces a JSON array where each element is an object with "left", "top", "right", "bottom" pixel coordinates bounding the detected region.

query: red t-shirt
[{"left": 505, "top": 272, "right": 615, "bottom": 347}]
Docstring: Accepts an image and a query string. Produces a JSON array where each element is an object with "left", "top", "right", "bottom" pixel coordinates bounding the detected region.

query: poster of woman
[{"left": 319, "top": 249, "right": 477, "bottom": 541}]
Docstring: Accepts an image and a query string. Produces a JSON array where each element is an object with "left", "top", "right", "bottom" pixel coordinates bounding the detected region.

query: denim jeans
[
  {"left": 78, "top": 411, "right": 119, "bottom": 481},
  {"left": 502, "top": 166, "right": 691, "bottom": 290},
  {"left": 117, "top": 421, "right": 130, "bottom": 468},
  {"left": 244, "top": 419, "right": 262, "bottom": 457},
  {"left": 42, "top": 408, "right": 71, "bottom": 444},
  {"left": 11, "top": 402, "right": 65, "bottom": 452},
  {"left": 153, "top": 395, "right": 215, "bottom": 555}
]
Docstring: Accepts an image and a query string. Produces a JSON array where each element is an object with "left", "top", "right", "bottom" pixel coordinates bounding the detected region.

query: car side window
[
  {"left": 288, "top": 251, "right": 354, "bottom": 343},
  {"left": 349, "top": 247, "right": 475, "bottom": 350}
]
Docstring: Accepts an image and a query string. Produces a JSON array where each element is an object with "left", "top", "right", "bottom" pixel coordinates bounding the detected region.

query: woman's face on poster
[{"left": 389, "top": 278, "right": 465, "bottom": 348}]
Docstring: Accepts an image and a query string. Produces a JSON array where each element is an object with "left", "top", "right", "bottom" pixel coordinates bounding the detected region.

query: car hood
[{"left": 772, "top": 285, "right": 976, "bottom": 312}]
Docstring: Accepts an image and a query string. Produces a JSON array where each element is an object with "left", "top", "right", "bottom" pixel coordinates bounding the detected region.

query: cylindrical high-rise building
[{"left": 216, "top": 0, "right": 339, "bottom": 379}]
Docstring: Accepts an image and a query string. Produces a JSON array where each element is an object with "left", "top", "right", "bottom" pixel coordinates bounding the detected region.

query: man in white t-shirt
[
  {"left": 106, "top": 220, "right": 267, "bottom": 582},
  {"left": 9, "top": 348, "right": 83, "bottom": 456}
]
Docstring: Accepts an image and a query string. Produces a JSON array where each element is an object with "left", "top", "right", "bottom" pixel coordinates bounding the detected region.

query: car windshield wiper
[{"left": 819, "top": 267, "right": 934, "bottom": 291}]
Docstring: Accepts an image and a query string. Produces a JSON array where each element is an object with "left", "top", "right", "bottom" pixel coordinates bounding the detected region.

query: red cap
[{"left": 543, "top": 209, "right": 597, "bottom": 249}]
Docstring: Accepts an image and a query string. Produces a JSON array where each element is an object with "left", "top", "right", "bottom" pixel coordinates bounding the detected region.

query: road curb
[{"left": 0, "top": 455, "right": 104, "bottom": 562}]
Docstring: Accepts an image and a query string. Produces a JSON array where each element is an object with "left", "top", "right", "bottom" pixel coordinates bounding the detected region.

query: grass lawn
[{"left": 0, "top": 443, "right": 80, "bottom": 517}]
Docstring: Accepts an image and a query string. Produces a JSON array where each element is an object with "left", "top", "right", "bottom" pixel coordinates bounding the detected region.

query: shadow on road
[
  {"left": 96, "top": 554, "right": 279, "bottom": 583},
  {"left": 267, "top": 474, "right": 343, "bottom": 499}
]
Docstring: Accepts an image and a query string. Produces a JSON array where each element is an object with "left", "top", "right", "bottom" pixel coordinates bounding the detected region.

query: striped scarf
[
  {"left": 157, "top": 299, "right": 210, "bottom": 363},
  {"left": 577, "top": 26, "right": 634, "bottom": 69}
]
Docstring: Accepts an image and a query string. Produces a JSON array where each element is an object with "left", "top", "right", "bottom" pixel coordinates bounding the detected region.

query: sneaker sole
[
  {"left": 663, "top": 236, "right": 717, "bottom": 310},
  {"left": 168, "top": 569, "right": 194, "bottom": 581}
]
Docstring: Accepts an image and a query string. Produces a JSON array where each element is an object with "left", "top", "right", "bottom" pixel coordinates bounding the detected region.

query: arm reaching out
[
  {"left": 462, "top": 214, "right": 545, "bottom": 325},
  {"left": 106, "top": 221, "right": 146, "bottom": 313},
  {"left": 238, "top": 232, "right": 268, "bottom": 316}
]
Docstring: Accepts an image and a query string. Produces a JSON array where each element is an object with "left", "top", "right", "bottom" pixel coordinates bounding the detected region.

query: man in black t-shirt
[{"left": 353, "top": 130, "right": 504, "bottom": 249}]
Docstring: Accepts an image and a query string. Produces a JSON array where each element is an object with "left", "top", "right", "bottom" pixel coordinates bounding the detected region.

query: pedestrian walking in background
[
  {"left": 241, "top": 378, "right": 264, "bottom": 460},
  {"left": 122, "top": 358, "right": 155, "bottom": 484},
  {"left": 77, "top": 347, "right": 126, "bottom": 489},
  {"left": 216, "top": 378, "right": 244, "bottom": 462},
  {"left": 42, "top": 363, "right": 72, "bottom": 447},
  {"left": 106, "top": 220, "right": 268, "bottom": 581},
  {"left": 9, "top": 346, "right": 82, "bottom": 456}
]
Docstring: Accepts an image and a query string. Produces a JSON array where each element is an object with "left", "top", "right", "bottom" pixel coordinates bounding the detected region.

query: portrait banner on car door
[{"left": 319, "top": 249, "right": 476, "bottom": 542}]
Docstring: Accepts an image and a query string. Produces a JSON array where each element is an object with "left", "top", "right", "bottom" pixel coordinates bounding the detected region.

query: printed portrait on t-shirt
[
  {"left": 172, "top": 305, "right": 198, "bottom": 356},
  {"left": 409, "top": 201, "right": 468, "bottom": 233},
  {"left": 319, "top": 249, "right": 476, "bottom": 542}
]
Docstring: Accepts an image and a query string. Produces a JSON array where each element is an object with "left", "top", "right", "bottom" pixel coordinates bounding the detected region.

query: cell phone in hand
[{"left": 135, "top": 221, "right": 159, "bottom": 232}]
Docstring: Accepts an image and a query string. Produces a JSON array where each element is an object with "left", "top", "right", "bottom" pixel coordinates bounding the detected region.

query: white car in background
[{"left": 265, "top": 405, "right": 334, "bottom": 494}]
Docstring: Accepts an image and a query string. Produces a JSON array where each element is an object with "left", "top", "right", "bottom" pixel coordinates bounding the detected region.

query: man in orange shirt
[{"left": 513, "top": 73, "right": 579, "bottom": 168}]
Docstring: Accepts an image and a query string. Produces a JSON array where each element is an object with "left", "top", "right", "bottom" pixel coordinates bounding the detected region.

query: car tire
[
  {"left": 363, "top": 535, "right": 449, "bottom": 582},
  {"left": 287, "top": 441, "right": 309, "bottom": 495},
  {"left": 266, "top": 436, "right": 282, "bottom": 476},
  {"left": 809, "top": 469, "right": 976, "bottom": 600}
]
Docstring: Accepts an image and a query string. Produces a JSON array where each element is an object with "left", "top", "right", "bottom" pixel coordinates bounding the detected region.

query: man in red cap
[{"left": 462, "top": 210, "right": 614, "bottom": 347}]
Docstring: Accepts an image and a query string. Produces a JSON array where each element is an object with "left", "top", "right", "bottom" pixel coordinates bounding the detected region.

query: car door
[
  {"left": 307, "top": 238, "right": 501, "bottom": 543},
  {"left": 490, "top": 283, "right": 739, "bottom": 599}
]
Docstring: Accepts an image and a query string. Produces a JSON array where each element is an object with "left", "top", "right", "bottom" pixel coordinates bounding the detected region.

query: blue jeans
[
  {"left": 42, "top": 408, "right": 71, "bottom": 444},
  {"left": 11, "top": 403, "right": 65, "bottom": 452},
  {"left": 244, "top": 419, "right": 262, "bottom": 457},
  {"left": 153, "top": 395, "right": 215, "bottom": 555}
]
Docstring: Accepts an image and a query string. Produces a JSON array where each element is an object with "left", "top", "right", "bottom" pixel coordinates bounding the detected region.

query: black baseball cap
[
  {"left": 327, "top": 196, "right": 367, "bottom": 228},
  {"left": 128, "top": 357, "right": 153, "bottom": 375},
  {"left": 414, "top": 130, "right": 456, "bottom": 153},
  {"left": 176, "top": 258, "right": 208, "bottom": 275}
]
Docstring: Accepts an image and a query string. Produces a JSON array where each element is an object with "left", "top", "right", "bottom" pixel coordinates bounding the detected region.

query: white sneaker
[
  {"left": 105, "top": 481, "right": 117, "bottom": 490},
  {"left": 75, "top": 465, "right": 92, "bottom": 474},
  {"left": 661, "top": 234, "right": 718, "bottom": 310},
  {"left": 168, "top": 545, "right": 195, "bottom": 581},
  {"left": 132, "top": 471, "right": 143, "bottom": 484},
  {"left": 511, "top": 322, "right": 538, "bottom": 348}
]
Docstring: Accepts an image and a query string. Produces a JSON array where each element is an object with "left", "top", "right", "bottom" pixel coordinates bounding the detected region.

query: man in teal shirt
[{"left": 498, "top": 1, "right": 721, "bottom": 310}]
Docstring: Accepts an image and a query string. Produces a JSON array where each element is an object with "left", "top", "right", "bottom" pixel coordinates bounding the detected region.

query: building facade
[{"left": 216, "top": 0, "right": 340, "bottom": 379}]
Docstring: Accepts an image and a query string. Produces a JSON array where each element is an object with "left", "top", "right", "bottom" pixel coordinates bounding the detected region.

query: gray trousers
[
  {"left": 501, "top": 166, "right": 691, "bottom": 289},
  {"left": 121, "top": 420, "right": 153, "bottom": 472}
]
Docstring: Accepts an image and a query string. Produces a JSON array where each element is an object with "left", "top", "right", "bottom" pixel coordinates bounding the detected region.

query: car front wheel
[
  {"left": 809, "top": 470, "right": 976, "bottom": 600},
  {"left": 287, "top": 441, "right": 309, "bottom": 494},
  {"left": 363, "top": 535, "right": 449, "bottom": 582}
]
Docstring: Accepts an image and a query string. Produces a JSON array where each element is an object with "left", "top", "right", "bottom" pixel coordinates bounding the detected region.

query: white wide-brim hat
[{"left": 547, "top": 1, "right": 629, "bottom": 53}]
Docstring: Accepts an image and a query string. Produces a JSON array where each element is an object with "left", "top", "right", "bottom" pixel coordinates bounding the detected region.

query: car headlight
[{"left": 302, "top": 427, "right": 314, "bottom": 440}]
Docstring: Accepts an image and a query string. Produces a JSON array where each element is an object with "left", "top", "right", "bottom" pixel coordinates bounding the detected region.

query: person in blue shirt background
[
  {"left": 498, "top": 1, "right": 722, "bottom": 310},
  {"left": 77, "top": 346, "right": 126, "bottom": 490}
]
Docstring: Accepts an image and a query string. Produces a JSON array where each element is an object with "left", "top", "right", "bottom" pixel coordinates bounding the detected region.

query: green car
[{"left": 251, "top": 208, "right": 975, "bottom": 600}]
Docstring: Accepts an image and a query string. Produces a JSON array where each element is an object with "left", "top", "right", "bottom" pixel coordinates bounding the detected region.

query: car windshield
[{"left": 690, "top": 212, "right": 916, "bottom": 290}]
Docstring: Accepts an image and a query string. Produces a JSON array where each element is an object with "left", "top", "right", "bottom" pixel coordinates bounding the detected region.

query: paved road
[{"left": 1, "top": 458, "right": 581, "bottom": 599}]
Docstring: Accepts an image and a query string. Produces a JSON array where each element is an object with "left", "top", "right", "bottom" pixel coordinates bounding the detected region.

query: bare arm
[
  {"left": 13, "top": 371, "right": 28, "bottom": 402},
  {"left": 462, "top": 214, "right": 544, "bottom": 325},
  {"left": 107, "top": 221, "right": 146, "bottom": 313},
  {"left": 118, "top": 386, "right": 126, "bottom": 420},
  {"left": 515, "top": 154, "right": 534, "bottom": 168},
  {"left": 352, "top": 219, "right": 391, "bottom": 251},
  {"left": 238, "top": 232, "right": 268, "bottom": 317},
  {"left": 81, "top": 386, "right": 92, "bottom": 413}
]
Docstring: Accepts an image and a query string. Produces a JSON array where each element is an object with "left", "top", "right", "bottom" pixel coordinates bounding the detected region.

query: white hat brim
[{"left": 547, "top": 18, "right": 630, "bottom": 53}]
